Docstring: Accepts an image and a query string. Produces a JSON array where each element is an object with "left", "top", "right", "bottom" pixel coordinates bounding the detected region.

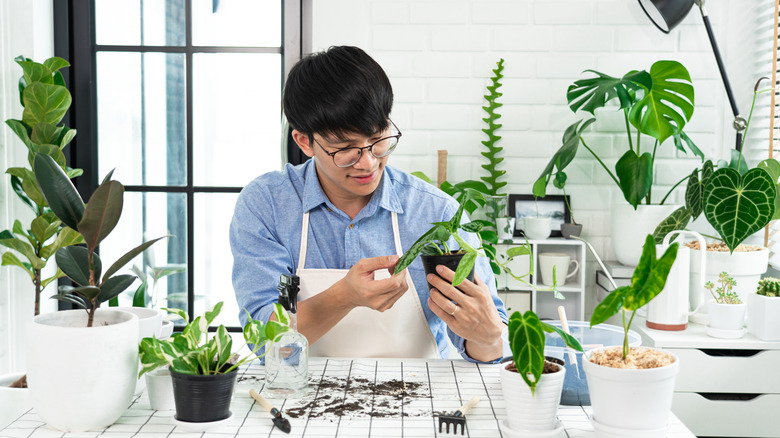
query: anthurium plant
[
  {"left": 1, "top": 56, "right": 84, "bottom": 316},
  {"left": 534, "top": 60, "right": 698, "bottom": 209},
  {"left": 138, "top": 301, "right": 290, "bottom": 376},
  {"left": 654, "top": 78, "right": 779, "bottom": 253},
  {"left": 506, "top": 310, "right": 583, "bottom": 395},
  {"left": 33, "top": 153, "right": 166, "bottom": 327},
  {"left": 590, "top": 235, "right": 679, "bottom": 359}
]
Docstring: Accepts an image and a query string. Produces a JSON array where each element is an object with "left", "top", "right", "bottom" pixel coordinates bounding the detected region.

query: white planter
[
  {"left": 0, "top": 372, "right": 31, "bottom": 428},
  {"left": 747, "top": 293, "right": 780, "bottom": 341},
  {"left": 689, "top": 247, "right": 768, "bottom": 325},
  {"left": 496, "top": 217, "right": 516, "bottom": 241},
  {"left": 707, "top": 302, "right": 746, "bottom": 331},
  {"left": 499, "top": 359, "right": 565, "bottom": 432},
  {"left": 27, "top": 309, "right": 139, "bottom": 432},
  {"left": 145, "top": 368, "right": 175, "bottom": 411},
  {"left": 583, "top": 347, "right": 679, "bottom": 436},
  {"left": 611, "top": 203, "right": 681, "bottom": 267},
  {"left": 524, "top": 217, "right": 551, "bottom": 240}
]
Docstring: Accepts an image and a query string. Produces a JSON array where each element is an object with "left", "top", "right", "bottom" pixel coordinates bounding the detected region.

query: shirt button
[{"left": 349, "top": 223, "right": 354, "bottom": 229}]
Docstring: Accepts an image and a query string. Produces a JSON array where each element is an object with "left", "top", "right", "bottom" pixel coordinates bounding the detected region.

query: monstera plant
[
  {"left": 1, "top": 56, "right": 84, "bottom": 317},
  {"left": 534, "top": 60, "right": 699, "bottom": 209},
  {"left": 654, "top": 78, "right": 779, "bottom": 253},
  {"left": 33, "top": 153, "right": 166, "bottom": 327}
]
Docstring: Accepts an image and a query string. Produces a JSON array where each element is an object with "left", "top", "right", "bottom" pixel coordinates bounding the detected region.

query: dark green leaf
[
  {"left": 461, "top": 221, "right": 483, "bottom": 233},
  {"left": 452, "top": 250, "right": 477, "bottom": 286},
  {"left": 34, "top": 153, "right": 84, "bottom": 230},
  {"left": 133, "top": 280, "right": 149, "bottom": 307},
  {"left": 540, "top": 322, "right": 584, "bottom": 352},
  {"left": 567, "top": 69, "right": 650, "bottom": 114},
  {"left": 653, "top": 206, "right": 691, "bottom": 244},
  {"left": 77, "top": 180, "right": 124, "bottom": 251},
  {"left": 101, "top": 236, "right": 167, "bottom": 283},
  {"left": 615, "top": 150, "right": 653, "bottom": 208},
  {"left": 672, "top": 131, "right": 704, "bottom": 161},
  {"left": 9, "top": 175, "right": 36, "bottom": 212},
  {"left": 534, "top": 119, "right": 596, "bottom": 198},
  {"left": 628, "top": 60, "right": 694, "bottom": 144},
  {"left": 624, "top": 241, "right": 679, "bottom": 311},
  {"left": 96, "top": 274, "right": 136, "bottom": 304},
  {"left": 507, "top": 311, "right": 546, "bottom": 395},
  {"left": 55, "top": 246, "right": 99, "bottom": 286},
  {"left": 70, "top": 285, "right": 102, "bottom": 300}
]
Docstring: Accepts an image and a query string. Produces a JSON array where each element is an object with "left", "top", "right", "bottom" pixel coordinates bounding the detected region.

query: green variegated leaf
[
  {"left": 590, "top": 286, "right": 628, "bottom": 327},
  {"left": 461, "top": 221, "right": 483, "bottom": 233},
  {"left": 2, "top": 252, "right": 35, "bottom": 279},
  {"left": 507, "top": 311, "right": 546, "bottom": 395},
  {"left": 394, "top": 224, "right": 442, "bottom": 274},
  {"left": 265, "top": 320, "right": 291, "bottom": 342},
  {"left": 163, "top": 307, "right": 188, "bottom": 324},
  {"left": 653, "top": 206, "right": 691, "bottom": 244},
  {"left": 452, "top": 250, "right": 477, "bottom": 286},
  {"left": 214, "top": 325, "right": 233, "bottom": 365},
  {"left": 273, "top": 302, "right": 290, "bottom": 326},
  {"left": 204, "top": 301, "right": 224, "bottom": 325},
  {"left": 624, "top": 241, "right": 679, "bottom": 311}
]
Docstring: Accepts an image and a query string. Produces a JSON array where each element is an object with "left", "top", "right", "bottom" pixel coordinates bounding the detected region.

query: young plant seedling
[
  {"left": 705, "top": 272, "right": 742, "bottom": 304},
  {"left": 590, "top": 234, "right": 679, "bottom": 360}
]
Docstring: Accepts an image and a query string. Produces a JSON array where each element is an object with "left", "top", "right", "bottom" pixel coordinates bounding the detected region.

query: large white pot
[
  {"left": 499, "top": 359, "right": 565, "bottom": 432},
  {"left": 747, "top": 293, "right": 780, "bottom": 341},
  {"left": 611, "top": 204, "right": 681, "bottom": 267},
  {"left": 689, "top": 247, "right": 768, "bottom": 325},
  {"left": 583, "top": 347, "right": 679, "bottom": 437},
  {"left": 27, "top": 309, "right": 139, "bottom": 432}
]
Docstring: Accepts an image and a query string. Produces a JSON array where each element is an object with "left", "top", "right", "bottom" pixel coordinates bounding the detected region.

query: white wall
[
  {"left": 0, "top": 0, "right": 55, "bottom": 374},
  {"left": 311, "top": 0, "right": 767, "bottom": 314}
]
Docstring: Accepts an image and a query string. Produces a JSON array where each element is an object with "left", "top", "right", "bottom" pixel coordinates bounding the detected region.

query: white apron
[{"left": 297, "top": 211, "right": 440, "bottom": 358}]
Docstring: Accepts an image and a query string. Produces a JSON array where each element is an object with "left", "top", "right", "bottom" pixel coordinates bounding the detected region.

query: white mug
[{"left": 539, "top": 252, "right": 579, "bottom": 286}]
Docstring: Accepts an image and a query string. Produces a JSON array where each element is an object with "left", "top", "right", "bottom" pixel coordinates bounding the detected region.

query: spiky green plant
[
  {"left": 480, "top": 58, "right": 506, "bottom": 199},
  {"left": 757, "top": 277, "right": 780, "bottom": 297}
]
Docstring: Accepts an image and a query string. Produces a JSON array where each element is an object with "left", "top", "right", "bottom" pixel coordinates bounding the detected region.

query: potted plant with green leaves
[
  {"left": 703, "top": 271, "right": 746, "bottom": 339},
  {"left": 654, "top": 78, "right": 779, "bottom": 323},
  {"left": 747, "top": 277, "right": 780, "bottom": 341},
  {"left": 25, "top": 153, "right": 166, "bottom": 432},
  {"left": 138, "top": 301, "right": 290, "bottom": 423},
  {"left": 584, "top": 234, "right": 680, "bottom": 436},
  {"left": 499, "top": 310, "right": 583, "bottom": 435},
  {"left": 534, "top": 60, "right": 697, "bottom": 266},
  {"left": 1, "top": 56, "right": 85, "bottom": 390}
]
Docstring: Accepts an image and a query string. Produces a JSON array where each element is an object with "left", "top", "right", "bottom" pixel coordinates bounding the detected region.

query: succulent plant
[
  {"left": 757, "top": 277, "right": 780, "bottom": 297},
  {"left": 704, "top": 272, "right": 742, "bottom": 304}
]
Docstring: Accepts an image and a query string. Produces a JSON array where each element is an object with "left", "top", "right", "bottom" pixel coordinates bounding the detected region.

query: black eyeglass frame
[{"left": 311, "top": 120, "right": 402, "bottom": 168}]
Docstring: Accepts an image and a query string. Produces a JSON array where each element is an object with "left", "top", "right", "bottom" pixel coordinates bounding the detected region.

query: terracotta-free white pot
[
  {"left": 113, "top": 307, "right": 165, "bottom": 394},
  {"left": 26, "top": 309, "right": 139, "bottom": 432},
  {"left": 496, "top": 217, "right": 516, "bottom": 241},
  {"left": 499, "top": 359, "right": 565, "bottom": 432},
  {"left": 747, "top": 293, "right": 780, "bottom": 341},
  {"left": 523, "top": 217, "right": 551, "bottom": 240},
  {"left": 145, "top": 368, "right": 175, "bottom": 411},
  {"left": 707, "top": 302, "right": 746, "bottom": 331},
  {"left": 611, "top": 203, "right": 681, "bottom": 267},
  {"left": 583, "top": 347, "right": 678, "bottom": 436}
]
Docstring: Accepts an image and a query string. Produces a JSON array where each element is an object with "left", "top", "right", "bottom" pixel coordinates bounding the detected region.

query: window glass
[
  {"left": 95, "top": 0, "right": 186, "bottom": 46},
  {"left": 191, "top": 0, "right": 281, "bottom": 47}
]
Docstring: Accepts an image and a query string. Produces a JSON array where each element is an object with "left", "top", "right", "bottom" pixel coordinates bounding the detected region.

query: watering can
[{"left": 646, "top": 230, "right": 707, "bottom": 331}]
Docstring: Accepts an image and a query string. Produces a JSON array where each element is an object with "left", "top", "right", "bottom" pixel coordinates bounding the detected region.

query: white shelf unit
[{"left": 495, "top": 238, "right": 586, "bottom": 321}]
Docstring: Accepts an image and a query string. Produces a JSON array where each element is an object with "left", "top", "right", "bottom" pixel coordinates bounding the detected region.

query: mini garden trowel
[{"left": 250, "top": 389, "right": 291, "bottom": 434}]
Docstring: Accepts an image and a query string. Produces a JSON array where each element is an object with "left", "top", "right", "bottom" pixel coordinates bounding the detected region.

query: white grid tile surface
[{"left": 0, "top": 358, "right": 695, "bottom": 438}]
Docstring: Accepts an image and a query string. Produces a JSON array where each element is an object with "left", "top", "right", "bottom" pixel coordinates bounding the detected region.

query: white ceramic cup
[
  {"left": 523, "top": 217, "right": 551, "bottom": 240},
  {"left": 539, "top": 252, "right": 579, "bottom": 286}
]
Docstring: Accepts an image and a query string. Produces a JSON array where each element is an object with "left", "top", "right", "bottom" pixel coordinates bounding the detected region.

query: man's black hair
[{"left": 283, "top": 46, "right": 393, "bottom": 139}]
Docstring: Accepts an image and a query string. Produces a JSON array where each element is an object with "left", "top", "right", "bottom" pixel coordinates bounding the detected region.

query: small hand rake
[{"left": 437, "top": 395, "right": 480, "bottom": 435}]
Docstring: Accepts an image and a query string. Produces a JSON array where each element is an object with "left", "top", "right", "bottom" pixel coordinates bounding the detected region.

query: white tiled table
[{"left": 0, "top": 358, "right": 696, "bottom": 437}]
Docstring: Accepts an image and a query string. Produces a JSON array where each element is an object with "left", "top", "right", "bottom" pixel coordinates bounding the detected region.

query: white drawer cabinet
[
  {"left": 634, "top": 319, "right": 780, "bottom": 437},
  {"left": 495, "top": 238, "right": 586, "bottom": 320}
]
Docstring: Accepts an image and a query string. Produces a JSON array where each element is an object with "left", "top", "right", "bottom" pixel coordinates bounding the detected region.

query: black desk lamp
[{"left": 637, "top": 0, "right": 746, "bottom": 151}]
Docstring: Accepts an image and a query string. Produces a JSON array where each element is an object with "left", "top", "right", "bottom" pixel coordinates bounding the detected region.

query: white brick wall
[{"left": 312, "top": 0, "right": 763, "bottom": 315}]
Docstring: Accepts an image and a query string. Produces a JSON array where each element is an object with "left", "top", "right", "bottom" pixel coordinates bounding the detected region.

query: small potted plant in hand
[
  {"left": 584, "top": 234, "right": 680, "bottom": 437},
  {"left": 499, "top": 311, "right": 583, "bottom": 435},
  {"left": 748, "top": 277, "right": 780, "bottom": 341},
  {"left": 704, "top": 272, "right": 746, "bottom": 339},
  {"left": 138, "top": 302, "right": 290, "bottom": 424}
]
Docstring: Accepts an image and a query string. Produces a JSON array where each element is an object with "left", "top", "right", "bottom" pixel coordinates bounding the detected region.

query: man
[{"left": 230, "top": 46, "right": 507, "bottom": 363}]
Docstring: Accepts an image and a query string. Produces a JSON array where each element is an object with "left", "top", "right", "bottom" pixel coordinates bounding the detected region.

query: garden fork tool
[
  {"left": 438, "top": 395, "right": 480, "bottom": 435},
  {"left": 250, "top": 389, "right": 291, "bottom": 434}
]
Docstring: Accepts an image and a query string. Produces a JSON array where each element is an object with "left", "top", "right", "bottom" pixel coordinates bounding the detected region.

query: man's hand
[
  {"left": 426, "top": 265, "right": 504, "bottom": 362},
  {"left": 338, "top": 255, "right": 409, "bottom": 312}
]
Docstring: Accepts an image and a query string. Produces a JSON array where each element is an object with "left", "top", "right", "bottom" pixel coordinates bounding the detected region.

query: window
[{"left": 54, "top": 0, "right": 309, "bottom": 328}]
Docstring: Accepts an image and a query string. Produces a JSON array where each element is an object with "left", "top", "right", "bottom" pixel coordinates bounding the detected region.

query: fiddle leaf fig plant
[
  {"left": 590, "top": 234, "right": 679, "bottom": 359},
  {"left": 138, "top": 301, "right": 290, "bottom": 376},
  {"left": 534, "top": 60, "right": 698, "bottom": 209},
  {"left": 33, "top": 153, "right": 166, "bottom": 327},
  {"left": 507, "top": 310, "right": 583, "bottom": 395},
  {"left": 1, "top": 56, "right": 84, "bottom": 316}
]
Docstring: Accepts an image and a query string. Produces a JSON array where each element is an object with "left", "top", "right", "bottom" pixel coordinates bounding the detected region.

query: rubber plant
[
  {"left": 1, "top": 56, "right": 85, "bottom": 317},
  {"left": 534, "top": 60, "right": 699, "bottom": 209},
  {"left": 654, "top": 77, "right": 779, "bottom": 253},
  {"left": 33, "top": 153, "right": 166, "bottom": 327}
]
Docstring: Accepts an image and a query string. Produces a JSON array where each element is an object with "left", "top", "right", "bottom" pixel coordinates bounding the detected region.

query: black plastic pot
[
  {"left": 420, "top": 252, "right": 475, "bottom": 291},
  {"left": 170, "top": 367, "right": 237, "bottom": 422}
]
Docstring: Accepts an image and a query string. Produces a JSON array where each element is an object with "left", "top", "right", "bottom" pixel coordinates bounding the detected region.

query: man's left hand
[{"left": 426, "top": 265, "right": 504, "bottom": 362}]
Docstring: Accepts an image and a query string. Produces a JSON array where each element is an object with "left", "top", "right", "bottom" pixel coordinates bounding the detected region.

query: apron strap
[{"left": 299, "top": 212, "right": 310, "bottom": 269}]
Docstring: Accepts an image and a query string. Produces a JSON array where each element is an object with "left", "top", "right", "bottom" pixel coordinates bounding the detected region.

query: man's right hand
[{"left": 338, "top": 255, "right": 409, "bottom": 312}]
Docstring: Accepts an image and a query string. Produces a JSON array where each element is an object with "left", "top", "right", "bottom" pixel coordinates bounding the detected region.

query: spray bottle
[{"left": 264, "top": 274, "right": 308, "bottom": 397}]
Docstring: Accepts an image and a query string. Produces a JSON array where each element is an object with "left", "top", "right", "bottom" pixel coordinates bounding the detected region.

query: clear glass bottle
[{"left": 264, "top": 274, "right": 308, "bottom": 397}]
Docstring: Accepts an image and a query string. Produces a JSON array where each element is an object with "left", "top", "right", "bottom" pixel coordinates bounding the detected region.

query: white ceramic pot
[
  {"left": 583, "top": 347, "right": 679, "bottom": 436},
  {"left": 689, "top": 247, "right": 768, "bottom": 325},
  {"left": 523, "top": 217, "right": 551, "bottom": 240},
  {"left": 707, "top": 302, "right": 746, "bottom": 331},
  {"left": 145, "top": 368, "right": 175, "bottom": 411},
  {"left": 496, "top": 217, "right": 516, "bottom": 241},
  {"left": 747, "top": 293, "right": 780, "bottom": 341},
  {"left": 114, "top": 307, "right": 165, "bottom": 394},
  {"left": 499, "top": 359, "right": 565, "bottom": 432},
  {"left": 0, "top": 372, "right": 31, "bottom": 428},
  {"left": 27, "top": 309, "right": 139, "bottom": 432},
  {"left": 611, "top": 203, "right": 681, "bottom": 267}
]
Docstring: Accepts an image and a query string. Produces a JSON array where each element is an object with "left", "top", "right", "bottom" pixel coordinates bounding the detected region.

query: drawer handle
[
  {"left": 699, "top": 393, "right": 761, "bottom": 401},
  {"left": 698, "top": 349, "right": 761, "bottom": 358}
]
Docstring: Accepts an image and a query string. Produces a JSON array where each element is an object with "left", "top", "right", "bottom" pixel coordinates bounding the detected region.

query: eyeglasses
[{"left": 312, "top": 120, "right": 401, "bottom": 168}]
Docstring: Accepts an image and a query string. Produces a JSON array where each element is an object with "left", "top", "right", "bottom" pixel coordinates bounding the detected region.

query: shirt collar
[{"left": 300, "top": 160, "right": 404, "bottom": 215}]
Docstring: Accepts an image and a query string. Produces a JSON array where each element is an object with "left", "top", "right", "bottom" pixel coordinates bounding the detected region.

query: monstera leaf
[
  {"left": 628, "top": 60, "right": 695, "bottom": 144},
  {"left": 703, "top": 167, "right": 776, "bottom": 253},
  {"left": 567, "top": 69, "right": 651, "bottom": 114}
]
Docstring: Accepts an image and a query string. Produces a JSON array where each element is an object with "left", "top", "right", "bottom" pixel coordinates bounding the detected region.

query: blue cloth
[{"left": 230, "top": 160, "right": 508, "bottom": 363}]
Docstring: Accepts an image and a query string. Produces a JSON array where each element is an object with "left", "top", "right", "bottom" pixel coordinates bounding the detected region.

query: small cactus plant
[
  {"left": 705, "top": 272, "right": 742, "bottom": 304},
  {"left": 757, "top": 277, "right": 780, "bottom": 297}
]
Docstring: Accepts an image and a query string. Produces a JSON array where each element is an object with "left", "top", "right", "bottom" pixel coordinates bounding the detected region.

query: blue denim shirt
[{"left": 229, "top": 160, "right": 508, "bottom": 362}]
